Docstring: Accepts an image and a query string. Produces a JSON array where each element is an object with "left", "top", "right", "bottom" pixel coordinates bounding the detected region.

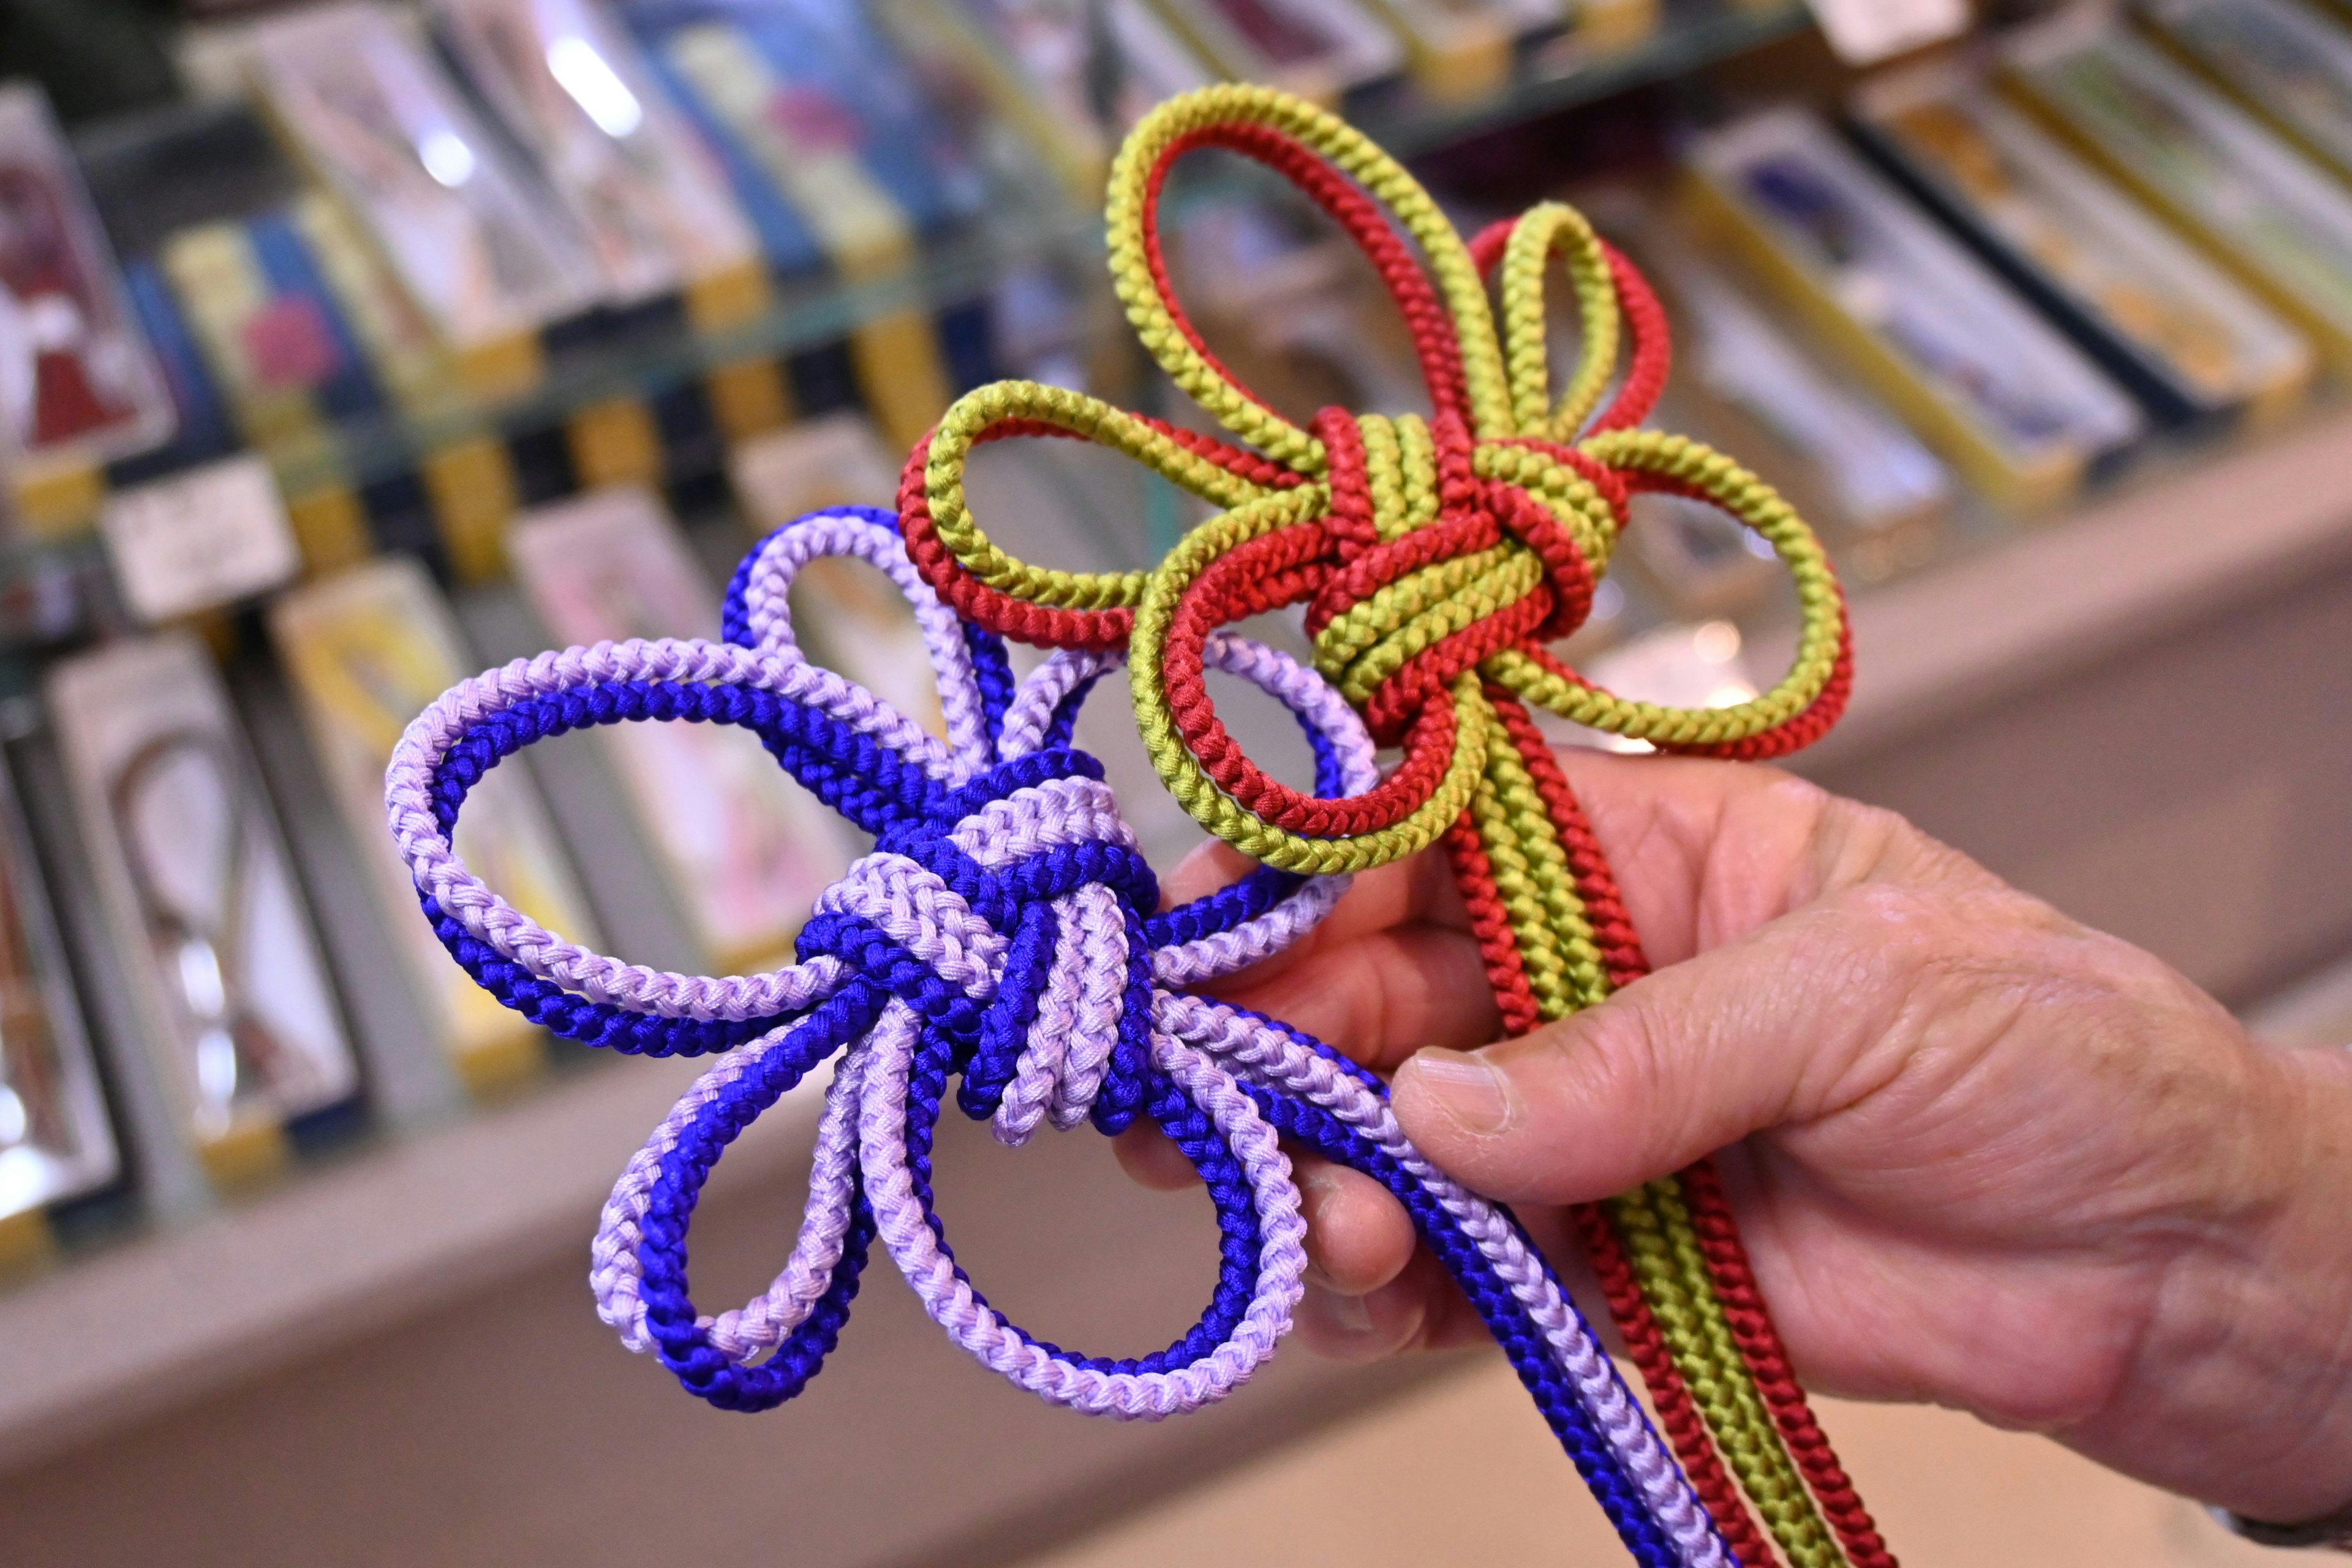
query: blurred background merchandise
[{"left": 0, "top": 1, "right": 2350, "bottom": 1563}]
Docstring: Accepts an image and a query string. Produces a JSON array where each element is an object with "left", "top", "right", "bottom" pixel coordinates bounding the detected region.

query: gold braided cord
[
  {"left": 922, "top": 379, "right": 1276, "bottom": 610},
  {"left": 1485, "top": 431, "right": 1844, "bottom": 744},
  {"left": 1472, "top": 443, "right": 1623, "bottom": 570},
  {"left": 1106, "top": 87, "right": 1518, "bottom": 453},
  {"left": 1464, "top": 725, "right": 1611, "bottom": 1014},
  {"left": 1497, "top": 202, "right": 1621, "bottom": 440},
  {"left": 1610, "top": 1178, "right": 1843, "bottom": 1566},
  {"left": 1313, "top": 545, "right": 1525, "bottom": 682},
  {"left": 1337, "top": 551, "right": 1544, "bottom": 707}
]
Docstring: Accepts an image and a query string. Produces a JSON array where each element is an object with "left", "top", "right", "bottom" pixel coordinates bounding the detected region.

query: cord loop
[{"left": 899, "top": 85, "right": 1852, "bottom": 878}]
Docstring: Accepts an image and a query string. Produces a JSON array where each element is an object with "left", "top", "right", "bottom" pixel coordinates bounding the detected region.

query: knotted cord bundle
[
  {"left": 387, "top": 507, "right": 1749, "bottom": 1566},
  {"left": 894, "top": 86, "right": 1885, "bottom": 1568}
]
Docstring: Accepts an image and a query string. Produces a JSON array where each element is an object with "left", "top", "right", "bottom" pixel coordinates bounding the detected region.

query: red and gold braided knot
[{"left": 894, "top": 83, "right": 1887, "bottom": 1568}]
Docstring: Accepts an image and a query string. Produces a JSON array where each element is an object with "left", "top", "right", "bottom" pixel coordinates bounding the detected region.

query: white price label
[
  {"left": 100, "top": 454, "right": 301, "bottom": 624},
  {"left": 1804, "top": 0, "right": 1970, "bottom": 64}
]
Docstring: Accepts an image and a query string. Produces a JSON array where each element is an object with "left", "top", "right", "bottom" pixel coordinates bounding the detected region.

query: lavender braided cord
[
  {"left": 574, "top": 519, "right": 1375, "bottom": 1371},
  {"left": 1000, "top": 644, "right": 1373, "bottom": 989},
  {"left": 385, "top": 638, "right": 928, "bottom": 1020},
  {"left": 732, "top": 508, "right": 993, "bottom": 774},
  {"left": 856, "top": 999, "right": 1306, "bottom": 1415},
  {"left": 1159, "top": 992, "right": 1728, "bottom": 1568}
]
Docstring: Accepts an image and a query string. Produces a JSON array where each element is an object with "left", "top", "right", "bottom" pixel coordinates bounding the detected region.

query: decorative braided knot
[
  {"left": 896, "top": 86, "right": 1890, "bottom": 1568},
  {"left": 794, "top": 745, "right": 1161, "bottom": 1144},
  {"left": 900, "top": 86, "right": 1852, "bottom": 878},
  {"left": 382, "top": 508, "right": 1744, "bottom": 1567}
]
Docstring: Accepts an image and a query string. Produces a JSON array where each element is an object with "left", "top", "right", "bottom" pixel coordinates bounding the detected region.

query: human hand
[{"left": 1122, "top": 750, "right": 2352, "bottom": 1522}]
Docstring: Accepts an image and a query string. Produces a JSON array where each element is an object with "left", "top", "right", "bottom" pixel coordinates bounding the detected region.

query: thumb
[{"left": 1390, "top": 878, "right": 1991, "bottom": 1204}]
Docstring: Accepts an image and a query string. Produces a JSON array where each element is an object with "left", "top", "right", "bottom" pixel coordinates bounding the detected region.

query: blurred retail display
[
  {"left": 8, "top": 13, "right": 2352, "bottom": 1556},
  {"left": 1687, "top": 107, "right": 2144, "bottom": 512},
  {"left": 903, "top": 0, "right": 1218, "bottom": 195}
]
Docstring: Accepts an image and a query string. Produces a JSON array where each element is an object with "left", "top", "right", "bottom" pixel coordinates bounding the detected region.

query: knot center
[
  {"left": 796, "top": 748, "right": 1156, "bottom": 1139},
  {"left": 1306, "top": 409, "right": 1599, "bottom": 744}
]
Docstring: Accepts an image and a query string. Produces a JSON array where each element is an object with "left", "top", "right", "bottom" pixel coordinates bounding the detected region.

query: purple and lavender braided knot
[{"left": 382, "top": 508, "right": 1732, "bottom": 1567}]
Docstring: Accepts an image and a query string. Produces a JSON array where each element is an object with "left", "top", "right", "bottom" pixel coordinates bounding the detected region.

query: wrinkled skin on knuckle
[{"left": 1795, "top": 875, "right": 2265, "bottom": 1237}]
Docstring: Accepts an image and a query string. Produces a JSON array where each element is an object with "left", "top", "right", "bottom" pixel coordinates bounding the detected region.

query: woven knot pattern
[
  {"left": 1302, "top": 405, "right": 1607, "bottom": 746},
  {"left": 797, "top": 748, "right": 1156, "bottom": 1140},
  {"left": 889, "top": 84, "right": 1890, "bottom": 1568}
]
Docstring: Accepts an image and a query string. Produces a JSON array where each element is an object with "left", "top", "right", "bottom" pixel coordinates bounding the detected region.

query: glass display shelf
[{"left": 1349, "top": 0, "right": 1813, "bottom": 158}]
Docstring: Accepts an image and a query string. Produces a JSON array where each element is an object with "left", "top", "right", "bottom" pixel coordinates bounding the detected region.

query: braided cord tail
[
  {"left": 1459, "top": 695, "right": 1828, "bottom": 1567},
  {"left": 1485, "top": 693, "right": 1894, "bottom": 1568}
]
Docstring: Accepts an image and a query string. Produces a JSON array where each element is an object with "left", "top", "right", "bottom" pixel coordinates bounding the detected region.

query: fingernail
[
  {"left": 1321, "top": 1287, "right": 1372, "bottom": 1336},
  {"left": 1404, "top": 1047, "right": 1512, "bottom": 1134},
  {"left": 1298, "top": 1167, "right": 1344, "bottom": 1224},
  {"left": 1297, "top": 1169, "right": 1344, "bottom": 1290}
]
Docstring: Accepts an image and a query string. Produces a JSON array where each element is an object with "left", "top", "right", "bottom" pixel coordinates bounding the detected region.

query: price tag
[
  {"left": 100, "top": 454, "right": 301, "bottom": 624},
  {"left": 1804, "top": 0, "right": 1970, "bottom": 64}
]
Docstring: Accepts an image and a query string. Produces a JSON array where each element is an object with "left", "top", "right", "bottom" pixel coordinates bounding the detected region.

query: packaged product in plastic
[
  {"left": 1853, "top": 65, "right": 2313, "bottom": 429},
  {"left": 2142, "top": 0, "right": 2352, "bottom": 180},
  {"left": 1686, "top": 107, "right": 2143, "bottom": 512},
  {"left": 0, "top": 759, "right": 119, "bottom": 1248},
  {"left": 246, "top": 1, "right": 600, "bottom": 371},
  {"left": 728, "top": 412, "right": 948, "bottom": 736},
  {"left": 622, "top": 0, "right": 987, "bottom": 440},
  {"left": 268, "top": 557, "right": 597, "bottom": 1093},
  {"left": 1145, "top": 0, "right": 1404, "bottom": 102},
  {"left": 0, "top": 84, "right": 176, "bottom": 486},
  {"left": 47, "top": 633, "right": 360, "bottom": 1183},
  {"left": 2008, "top": 20, "right": 2352, "bottom": 374},
  {"left": 508, "top": 484, "right": 854, "bottom": 970},
  {"left": 903, "top": 0, "right": 1216, "bottom": 194},
  {"left": 1642, "top": 239, "right": 1951, "bottom": 581},
  {"left": 429, "top": 0, "right": 763, "bottom": 313}
]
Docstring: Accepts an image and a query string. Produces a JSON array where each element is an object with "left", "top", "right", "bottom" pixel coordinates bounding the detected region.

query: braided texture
[
  {"left": 386, "top": 508, "right": 1749, "bottom": 1568},
  {"left": 893, "top": 85, "right": 1885, "bottom": 1568}
]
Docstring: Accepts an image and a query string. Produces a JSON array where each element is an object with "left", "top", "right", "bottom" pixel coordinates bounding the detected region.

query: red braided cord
[
  {"left": 1444, "top": 813, "right": 1543, "bottom": 1039},
  {"left": 1575, "top": 1200, "right": 1781, "bottom": 1568},
  {"left": 1493, "top": 693, "right": 1888, "bottom": 1565},
  {"left": 1464, "top": 222, "right": 1673, "bottom": 439},
  {"left": 1589, "top": 243, "right": 1672, "bottom": 434},
  {"left": 1441, "top": 705, "right": 1776, "bottom": 1562},
  {"left": 1680, "top": 1161, "right": 1896, "bottom": 1568},
  {"left": 905, "top": 102, "right": 1882, "bottom": 1567},
  {"left": 1142, "top": 125, "right": 1471, "bottom": 426},
  {"left": 1359, "top": 594, "right": 1548, "bottom": 744},
  {"left": 1485, "top": 435, "right": 1634, "bottom": 518},
  {"left": 1161, "top": 529, "right": 1474, "bottom": 835}
]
